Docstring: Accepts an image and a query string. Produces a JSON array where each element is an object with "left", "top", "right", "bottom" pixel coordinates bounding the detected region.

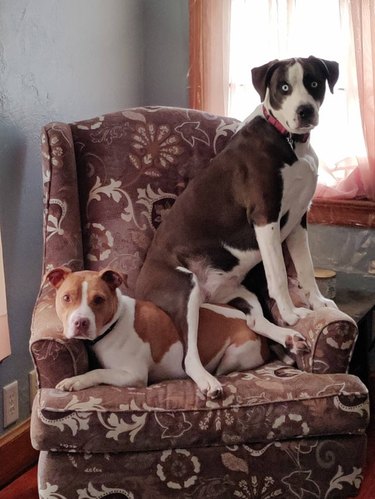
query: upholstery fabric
[
  {"left": 31, "top": 107, "right": 369, "bottom": 498},
  {"left": 31, "top": 361, "right": 367, "bottom": 454},
  {"left": 38, "top": 435, "right": 366, "bottom": 499}
]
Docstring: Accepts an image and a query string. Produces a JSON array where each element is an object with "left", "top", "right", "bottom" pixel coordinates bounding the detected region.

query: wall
[
  {"left": 0, "top": 0, "right": 147, "bottom": 434},
  {"left": 143, "top": 0, "right": 189, "bottom": 107}
]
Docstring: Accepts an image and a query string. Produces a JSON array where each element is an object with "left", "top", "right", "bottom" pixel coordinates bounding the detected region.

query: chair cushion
[{"left": 31, "top": 361, "right": 368, "bottom": 454}]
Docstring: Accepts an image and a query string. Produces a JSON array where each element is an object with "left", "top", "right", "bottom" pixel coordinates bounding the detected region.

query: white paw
[
  {"left": 309, "top": 293, "right": 338, "bottom": 311},
  {"left": 56, "top": 376, "right": 89, "bottom": 392},
  {"left": 280, "top": 306, "right": 312, "bottom": 326},
  {"left": 196, "top": 372, "right": 223, "bottom": 399},
  {"left": 285, "top": 331, "right": 310, "bottom": 355}
]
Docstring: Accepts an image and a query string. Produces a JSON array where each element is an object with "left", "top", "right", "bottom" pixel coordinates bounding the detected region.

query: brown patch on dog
[
  {"left": 197, "top": 307, "right": 268, "bottom": 366},
  {"left": 134, "top": 301, "right": 269, "bottom": 367},
  {"left": 134, "top": 300, "right": 181, "bottom": 364}
]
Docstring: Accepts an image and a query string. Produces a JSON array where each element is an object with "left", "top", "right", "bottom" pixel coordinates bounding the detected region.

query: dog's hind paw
[{"left": 285, "top": 333, "right": 310, "bottom": 355}]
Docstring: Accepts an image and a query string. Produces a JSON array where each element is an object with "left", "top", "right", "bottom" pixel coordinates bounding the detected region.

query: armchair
[{"left": 30, "top": 107, "right": 369, "bottom": 498}]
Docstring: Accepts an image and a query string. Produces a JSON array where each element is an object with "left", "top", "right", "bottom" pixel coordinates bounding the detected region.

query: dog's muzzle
[{"left": 296, "top": 104, "right": 318, "bottom": 128}]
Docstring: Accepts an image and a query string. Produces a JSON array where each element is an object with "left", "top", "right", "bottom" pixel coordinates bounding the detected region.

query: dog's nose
[
  {"left": 74, "top": 318, "right": 89, "bottom": 331},
  {"left": 296, "top": 104, "right": 315, "bottom": 121}
]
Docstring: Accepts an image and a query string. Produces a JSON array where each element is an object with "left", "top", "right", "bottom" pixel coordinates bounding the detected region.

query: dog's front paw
[
  {"left": 280, "top": 306, "right": 312, "bottom": 326},
  {"left": 309, "top": 292, "right": 338, "bottom": 311},
  {"left": 285, "top": 332, "right": 310, "bottom": 355},
  {"left": 56, "top": 376, "right": 89, "bottom": 392},
  {"left": 197, "top": 372, "right": 223, "bottom": 399}
]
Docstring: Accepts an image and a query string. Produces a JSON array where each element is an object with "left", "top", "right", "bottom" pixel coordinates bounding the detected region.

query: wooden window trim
[{"left": 308, "top": 198, "right": 375, "bottom": 228}]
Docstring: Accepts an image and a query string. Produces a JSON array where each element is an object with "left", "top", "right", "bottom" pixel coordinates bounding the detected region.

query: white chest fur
[{"left": 280, "top": 141, "right": 318, "bottom": 236}]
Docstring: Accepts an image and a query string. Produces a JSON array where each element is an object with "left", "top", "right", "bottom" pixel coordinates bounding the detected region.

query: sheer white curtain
[
  {"left": 0, "top": 229, "right": 11, "bottom": 361},
  {"left": 349, "top": 0, "right": 375, "bottom": 201},
  {"left": 229, "top": 0, "right": 371, "bottom": 199}
]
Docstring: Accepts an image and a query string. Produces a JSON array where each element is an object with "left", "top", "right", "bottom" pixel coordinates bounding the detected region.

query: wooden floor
[{"left": 0, "top": 423, "right": 374, "bottom": 499}]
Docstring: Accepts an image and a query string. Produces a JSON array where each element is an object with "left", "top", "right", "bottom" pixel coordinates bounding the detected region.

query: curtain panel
[{"left": 349, "top": 0, "right": 375, "bottom": 201}]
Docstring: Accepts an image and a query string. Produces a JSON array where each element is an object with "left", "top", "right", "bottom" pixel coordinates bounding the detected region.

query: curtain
[
  {"left": 189, "top": 0, "right": 231, "bottom": 116},
  {"left": 0, "top": 229, "right": 11, "bottom": 361},
  {"left": 349, "top": 0, "right": 375, "bottom": 201}
]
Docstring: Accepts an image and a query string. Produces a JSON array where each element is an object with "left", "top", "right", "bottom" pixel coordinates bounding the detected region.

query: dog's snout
[
  {"left": 297, "top": 104, "right": 315, "bottom": 121},
  {"left": 74, "top": 317, "right": 89, "bottom": 331}
]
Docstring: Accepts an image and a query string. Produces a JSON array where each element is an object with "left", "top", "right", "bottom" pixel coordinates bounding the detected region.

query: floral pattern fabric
[
  {"left": 37, "top": 436, "right": 366, "bottom": 499},
  {"left": 31, "top": 361, "right": 368, "bottom": 455},
  {"left": 32, "top": 107, "right": 368, "bottom": 498}
]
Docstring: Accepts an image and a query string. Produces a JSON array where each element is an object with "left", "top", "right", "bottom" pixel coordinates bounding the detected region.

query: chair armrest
[
  {"left": 30, "top": 285, "right": 89, "bottom": 388},
  {"left": 269, "top": 278, "right": 358, "bottom": 374},
  {"left": 30, "top": 338, "right": 89, "bottom": 389},
  {"left": 291, "top": 308, "right": 357, "bottom": 374}
]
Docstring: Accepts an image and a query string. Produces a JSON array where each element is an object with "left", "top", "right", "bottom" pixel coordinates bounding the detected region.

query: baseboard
[{"left": 0, "top": 418, "right": 39, "bottom": 489}]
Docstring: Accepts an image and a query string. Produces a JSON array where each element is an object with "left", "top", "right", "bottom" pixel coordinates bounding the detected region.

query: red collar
[{"left": 262, "top": 106, "right": 309, "bottom": 148}]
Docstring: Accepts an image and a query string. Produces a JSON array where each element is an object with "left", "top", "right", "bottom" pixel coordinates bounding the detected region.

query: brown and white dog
[
  {"left": 135, "top": 56, "right": 339, "bottom": 398},
  {"left": 46, "top": 267, "right": 269, "bottom": 391}
]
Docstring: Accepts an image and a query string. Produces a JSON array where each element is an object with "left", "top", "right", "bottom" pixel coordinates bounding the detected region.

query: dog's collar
[
  {"left": 84, "top": 319, "right": 119, "bottom": 346},
  {"left": 262, "top": 106, "right": 310, "bottom": 149}
]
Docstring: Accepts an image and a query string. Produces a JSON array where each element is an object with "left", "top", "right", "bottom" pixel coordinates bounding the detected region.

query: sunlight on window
[{"left": 228, "top": 0, "right": 367, "bottom": 188}]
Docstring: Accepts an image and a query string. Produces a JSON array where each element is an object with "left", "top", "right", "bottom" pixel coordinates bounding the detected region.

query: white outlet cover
[{"left": 3, "top": 380, "right": 19, "bottom": 428}]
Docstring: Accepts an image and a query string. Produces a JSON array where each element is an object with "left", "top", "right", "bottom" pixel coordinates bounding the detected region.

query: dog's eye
[
  {"left": 93, "top": 295, "right": 105, "bottom": 306},
  {"left": 281, "top": 83, "right": 289, "bottom": 93},
  {"left": 311, "top": 81, "right": 318, "bottom": 88},
  {"left": 63, "top": 294, "right": 71, "bottom": 303}
]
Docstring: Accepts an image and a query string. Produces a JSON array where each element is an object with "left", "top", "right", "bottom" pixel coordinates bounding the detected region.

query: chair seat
[{"left": 31, "top": 361, "right": 368, "bottom": 454}]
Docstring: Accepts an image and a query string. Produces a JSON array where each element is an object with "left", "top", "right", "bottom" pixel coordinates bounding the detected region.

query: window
[
  {"left": 189, "top": 0, "right": 375, "bottom": 222},
  {"left": 229, "top": 0, "right": 366, "bottom": 196}
]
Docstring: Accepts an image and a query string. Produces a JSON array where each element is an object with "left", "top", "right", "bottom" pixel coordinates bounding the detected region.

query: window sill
[{"left": 308, "top": 198, "right": 375, "bottom": 228}]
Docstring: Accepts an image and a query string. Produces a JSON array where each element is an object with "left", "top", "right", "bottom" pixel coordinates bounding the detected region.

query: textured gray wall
[{"left": 144, "top": 0, "right": 189, "bottom": 107}]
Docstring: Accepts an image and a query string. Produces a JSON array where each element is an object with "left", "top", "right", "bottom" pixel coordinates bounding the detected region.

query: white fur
[
  {"left": 66, "top": 281, "right": 96, "bottom": 339},
  {"left": 178, "top": 267, "right": 223, "bottom": 398}
]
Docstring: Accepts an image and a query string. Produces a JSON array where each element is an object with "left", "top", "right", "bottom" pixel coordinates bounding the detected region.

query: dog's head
[
  {"left": 252, "top": 56, "right": 339, "bottom": 134},
  {"left": 45, "top": 267, "right": 124, "bottom": 340}
]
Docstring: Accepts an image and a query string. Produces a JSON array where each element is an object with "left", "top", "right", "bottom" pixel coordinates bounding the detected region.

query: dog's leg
[
  {"left": 226, "top": 286, "right": 309, "bottom": 355},
  {"left": 56, "top": 369, "right": 148, "bottom": 391},
  {"left": 286, "top": 221, "right": 338, "bottom": 310},
  {"left": 176, "top": 267, "right": 223, "bottom": 398},
  {"left": 254, "top": 222, "right": 312, "bottom": 325}
]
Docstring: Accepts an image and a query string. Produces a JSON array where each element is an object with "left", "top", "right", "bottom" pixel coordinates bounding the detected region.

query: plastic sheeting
[{"left": 309, "top": 224, "right": 375, "bottom": 292}]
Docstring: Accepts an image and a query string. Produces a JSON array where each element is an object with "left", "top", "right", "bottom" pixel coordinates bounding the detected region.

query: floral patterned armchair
[{"left": 30, "top": 107, "right": 369, "bottom": 498}]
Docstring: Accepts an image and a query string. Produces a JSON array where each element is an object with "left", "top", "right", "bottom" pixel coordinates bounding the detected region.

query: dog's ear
[
  {"left": 251, "top": 59, "right": 280, "bottom": 101},
  {"left": 100, "top": 269, "right": 125, "bottom": 291},
  {"left": 44, "top": 267, "right": 72, "bottom": 289},
  {"left": 308, "top": 56, "right": 339, "bottom": 93}
]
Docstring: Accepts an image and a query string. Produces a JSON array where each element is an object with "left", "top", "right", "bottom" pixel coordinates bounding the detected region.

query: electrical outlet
[
  {"left": 3, "top": 380, "right": 19, "bottom": 428},
  {"left": 29, "top": 369, "right": 38, "bottom": 411}
]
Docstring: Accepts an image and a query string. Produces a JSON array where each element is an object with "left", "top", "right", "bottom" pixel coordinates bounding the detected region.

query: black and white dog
[{"left": 136, "top": 56, "right": 339, "bottom": 398}]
